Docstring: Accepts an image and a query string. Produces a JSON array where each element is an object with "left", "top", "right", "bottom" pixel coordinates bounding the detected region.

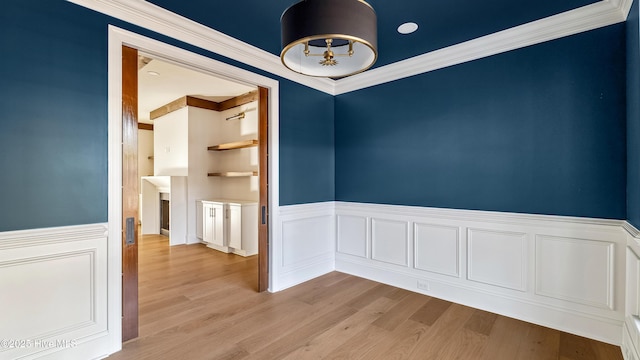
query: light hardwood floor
[{"left": 107, "top": 234, "right": 623, "bottom": 360}]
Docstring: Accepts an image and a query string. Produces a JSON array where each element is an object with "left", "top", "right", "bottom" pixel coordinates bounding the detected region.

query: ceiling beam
[{"left": 217, "top": 90, "right": 258, "bottom": 112}]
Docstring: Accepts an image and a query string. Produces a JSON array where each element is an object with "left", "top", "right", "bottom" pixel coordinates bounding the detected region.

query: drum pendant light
[{"left": 280, "top": 0, "right": 378, "bottom": 78}]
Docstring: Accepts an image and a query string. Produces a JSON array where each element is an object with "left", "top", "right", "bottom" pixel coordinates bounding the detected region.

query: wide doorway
[{"left": 110, "top": 31, "right": 277, "bottom": 340}]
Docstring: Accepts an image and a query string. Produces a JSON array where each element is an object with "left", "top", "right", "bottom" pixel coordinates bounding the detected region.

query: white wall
[
  {"left": 140, "top": 178, "right": 160, "bottom": 235},
  {"left": 138, "top": 129, "right": 154, "bottom": 178},
  {"left": 154, "top": 107, "right": 189, "bottom": 176},
  {"left": 138, "top": 129, "right": 155, "bottom": 230},
  {"left": 169, "top": 176, "right": 188, "bottom": 246}
]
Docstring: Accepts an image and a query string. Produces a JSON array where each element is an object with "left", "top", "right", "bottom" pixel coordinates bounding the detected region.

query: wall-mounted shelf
[
  {"left": 208, "top": 171, "right": 258, "bottom": 177},
  {"left": 207, "top": 139, "right": 258, "bottom": 151}
]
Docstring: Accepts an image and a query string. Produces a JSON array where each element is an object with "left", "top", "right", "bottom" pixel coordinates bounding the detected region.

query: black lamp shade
[{"left": 281, "top": 0, "right": 377, "bottom": 77}]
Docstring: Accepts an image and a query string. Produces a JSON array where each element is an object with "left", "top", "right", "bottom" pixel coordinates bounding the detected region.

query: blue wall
[
  {"left": 0, "top": 1, "right": 108, "bottom": 231},
  {"left": 628, "top": 0, "right": 640, "bottom": 228},
  {"left": 279, "top": 80, "right": 335, "bottom": 205},
  {"left": 0, "top": 0, "right": 335, "bottom": 231},
  {"left": 0, "top": 0, "right": 632, "bottom": 231},
  {"left": 335, "top": 25, "right": 627, "bottom": 219}
]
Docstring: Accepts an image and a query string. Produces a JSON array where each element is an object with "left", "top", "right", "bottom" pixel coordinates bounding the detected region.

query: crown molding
[
  {"left": 334, "top": 0, "right": 631, "bottom": 94},
  {"left": 67, "top": 0, "right": 336, "bottom": 94},
  {"left": 609, "top": 0, "right": 634, "bottom": 19},
  {"left": 68, "top": 0, "right": 631, "bottom": 96}
]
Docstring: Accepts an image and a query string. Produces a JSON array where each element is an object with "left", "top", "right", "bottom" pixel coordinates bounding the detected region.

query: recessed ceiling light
[
  {"left": 397, "top": 22, "right": 418, "bottom": 35},
  {"left": 147, "top": 71, "right": 160, "bottom": 76}
]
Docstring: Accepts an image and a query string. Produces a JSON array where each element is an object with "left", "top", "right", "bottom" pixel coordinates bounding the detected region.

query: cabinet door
[
  {"left": 202, "top": 203, "right": 214, "bottom": 244},
  {"left": 227, "top": 204, "right": 242, "bottom": 249},
  {"left": 211, "top": 203, "right": 225, "bottom": 246}
]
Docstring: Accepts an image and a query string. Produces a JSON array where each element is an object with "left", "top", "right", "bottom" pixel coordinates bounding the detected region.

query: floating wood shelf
[
  {"left": 208, "top": 171, "right": 258, "bottom": 177},
  {"left": 208, "top": 140, "right": 258, "bottom": 151}
]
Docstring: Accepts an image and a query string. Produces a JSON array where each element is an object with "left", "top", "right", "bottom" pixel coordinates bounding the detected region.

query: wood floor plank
[
  {"left": 138, "top": 282, "right": 260, "bottom": 336},
  {"left": 346, "top": 282, "right": 396, "bottom": 310},
  {"left": 409, "top": 296, "right": 451, "bottom": 326},
  {"left": 280, "top": 296, "right": 396, "bottom": 360},
  {"left": 240, "top": 305, "right": 358, "bottom": 359},
  {"left": 370, "top": 319, "right": 430, "bottom": 360},
  {"left": 385, "top": 287, "right": 414, "bottom": 301},
  {"left": 480, "top": 315, "right": 530, "bottom": 359},
  {"left": 407, "top": 303, "right": 476, "bottom": 359},
  {"left": 148, "top": 335, "right": 248, "bottom": 360},
  {"left": 592, "top": 340, "right": 625, "bottom": 360},
  {"left": 559, "top": 332, "right": 599, "bottom": 360},
  {"left": 434, "top": 327, "right": 488, "bottom": 359},
  {"left": 464, "top": 309, "right": 498, "bottom": 336},
  {"left": 219, "top": 298, "right": 314, "bottom": 347},
  {"left": 295, "top": 275, "right": 373, "bottom": 305},
  {"left": 372, "top": 291, "right": 432, "bottom": 331},
  {"left": 107, "top": 234, "right": 623, "bottom": 360},
  {"left": 515, "top": 324, "right": 560, "bottom": 360}
]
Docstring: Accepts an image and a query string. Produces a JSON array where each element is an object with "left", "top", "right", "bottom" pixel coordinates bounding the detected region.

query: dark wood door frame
[{"left": 120, "top": 46, "right": 272, "bottom": 341}]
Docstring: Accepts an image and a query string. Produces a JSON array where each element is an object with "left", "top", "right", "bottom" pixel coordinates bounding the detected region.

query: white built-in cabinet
[{"left": 197, "top": 200, "right": 258, "bottom": 256}]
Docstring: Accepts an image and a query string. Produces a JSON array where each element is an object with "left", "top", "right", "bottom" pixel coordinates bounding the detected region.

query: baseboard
[{"left": 276, "top": 253, "right": 336, "bottom": 291}]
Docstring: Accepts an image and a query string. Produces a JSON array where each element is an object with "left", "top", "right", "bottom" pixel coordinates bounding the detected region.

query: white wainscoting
[
  {"left": 335, "top": 201, "right": 627, "bottom": 345},
  {"left": 0, "top": 223, "right": 110, "bottom": 360},
  {"left": 273, "top": 202, "right": 335, "bottom": 291}
]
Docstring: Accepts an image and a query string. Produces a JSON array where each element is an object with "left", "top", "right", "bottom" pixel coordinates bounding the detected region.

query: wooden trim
[
  {"left": 150, "top": 96, "right": 186, "bottom": 120},
  {"left": 150, "top": 96, "right": 220, "bottom": 119},
  {"left": 218, "top": 90, "right": 259, "bottom": 111},
  {"left": 185, "top": 96, "right": 221, "bottom": 112},
  {"left": 207, "top": 139, "right": 258, "bottom": 151},
  {"left": 121, "top": 45, "right": 139, "bottom": 342},
  {"left": 258, "top": 86, "right": 269, "bottom": 292},
  {"left": 138, "top": 123, "right": 153, "bottom": 131}
]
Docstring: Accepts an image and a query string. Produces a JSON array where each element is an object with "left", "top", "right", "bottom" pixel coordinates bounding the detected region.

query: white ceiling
[{"left": 138, "top": 57, "right": 257, "bottom": 123}]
